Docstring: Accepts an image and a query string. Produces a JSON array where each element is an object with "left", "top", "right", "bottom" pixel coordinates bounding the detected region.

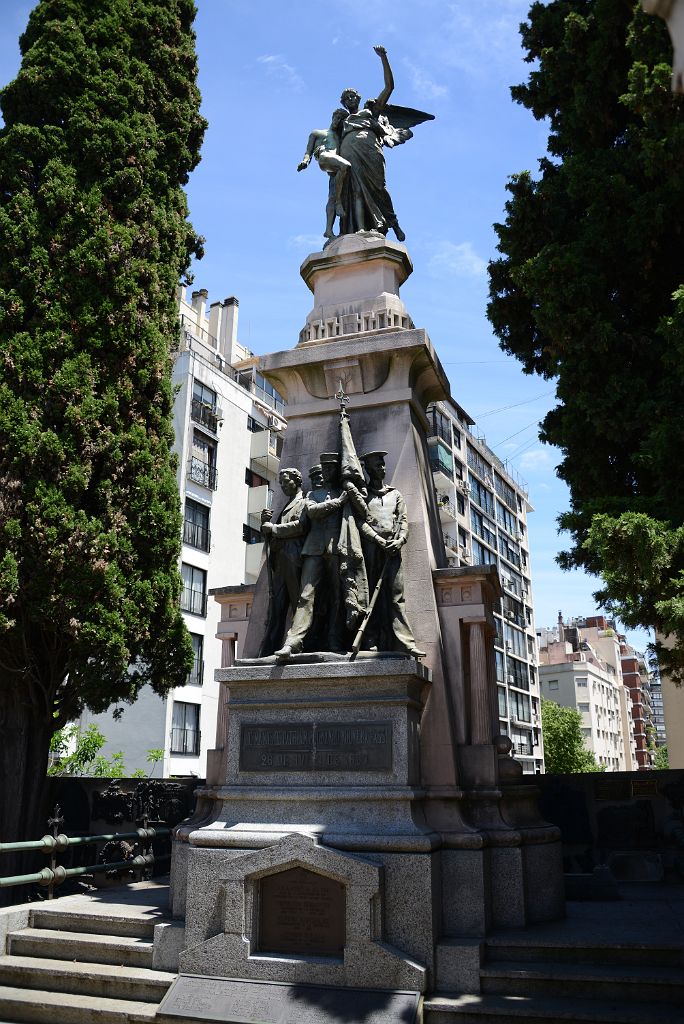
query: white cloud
[
  {"left": 402, "top": 59, "right": 448, "bottom": 101},
  {"left": 288, "top": 233, "right": 323, "bottom": 251},
  {"left": 257, "top": 54, "right": 304, "bottom": 93},
  {"left": 428, "top": 240, "right": 486, "bottom": 278},
  {"left": 518, "top": 447, "right": 555, "bottom": 472}
]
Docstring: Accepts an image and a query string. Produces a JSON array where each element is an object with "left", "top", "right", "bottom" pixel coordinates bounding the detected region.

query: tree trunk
[{"left": 0, "top": 687, "right": 53, "bottom": 906}]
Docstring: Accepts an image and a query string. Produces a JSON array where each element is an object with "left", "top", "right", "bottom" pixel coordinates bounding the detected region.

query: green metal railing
[{"left": 0, "top": 804, "right": 171, "bottom": 899}]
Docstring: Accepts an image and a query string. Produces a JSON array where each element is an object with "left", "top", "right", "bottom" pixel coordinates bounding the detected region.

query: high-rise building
[
  {"left": 537, "top": 615, "right": 639, "bottom": 771},
  {"left": 426, "top": 401, "right": 544, "bottom": 773},
  {"left": 79, "top": 287, "right": 285, "bottom": 777},
  {"left": 620, "top": 640, "right": 656, "bottom": 769}
]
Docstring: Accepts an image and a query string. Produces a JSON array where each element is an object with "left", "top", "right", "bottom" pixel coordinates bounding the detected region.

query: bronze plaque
[
  {"left": 239, "top": 721, "right": 392, "bottom": 772},
  {"left": 157, "top": 976, "right": 422, "bottom": 1023},
  {"left": 258, "top": 867, "right": 345, "bottom": 957},
  {"left": 240, "top": 724, "right": 313, "bottom": 771}
]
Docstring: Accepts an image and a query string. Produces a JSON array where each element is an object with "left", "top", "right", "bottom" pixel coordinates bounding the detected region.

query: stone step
[
  {"left": 7, "top": 928, "right": 154, "bottom": 968},
  {"left": 485, "top": 938, "right": 683, "bottom": 969},
  {"left": 0, "top": 954, "right": 174, "bottom": 1003},
  {"left": 480, "top": 959, "right": 684, "bottom": 1005},
  {"left": 29, "top": 907, "right": 158, "bottom": 940},
  {"left": 0, "top": 984, "right": 158, "bottom": 1024},
  {"left": 424, "top": 991, "right": 684, "bottom": 1024}
]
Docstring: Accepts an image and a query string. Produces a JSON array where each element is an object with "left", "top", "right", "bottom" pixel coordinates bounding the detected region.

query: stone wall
[{"left": 516, "top": 769, "right": 684, "bottom": 882}]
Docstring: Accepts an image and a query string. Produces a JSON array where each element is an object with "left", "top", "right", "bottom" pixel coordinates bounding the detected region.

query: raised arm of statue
[{"left": 373, "top": 45, "right": 394, "bottom": 112}]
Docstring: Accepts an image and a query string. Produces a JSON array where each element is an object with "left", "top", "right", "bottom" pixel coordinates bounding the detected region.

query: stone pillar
[
  {"left": 467, "top": 618, "right": 490, "bottom": 745},
  {"left": 206, "top": 585, "right": 254, "bottom": 786}
]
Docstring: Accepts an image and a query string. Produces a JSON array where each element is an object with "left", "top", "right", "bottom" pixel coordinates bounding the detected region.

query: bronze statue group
[
  {"left": 297, "top": 46, "right": 433, "bottom": 243},
  {"left": 260, "top": 403, "right": 424, "bottom": 661}
]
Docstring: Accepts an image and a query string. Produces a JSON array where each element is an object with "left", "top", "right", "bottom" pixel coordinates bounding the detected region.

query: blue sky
[{"left": 0, "top": 0, "right": 650, "bottom": 651}]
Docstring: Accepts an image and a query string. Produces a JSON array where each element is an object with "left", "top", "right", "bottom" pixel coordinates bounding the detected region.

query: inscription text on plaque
[
  {"left": 258, "top": 867, "right": 345, "bottom": 957},
  {"left": 240, "top": 721, "right": 392, "bottom": 772}
]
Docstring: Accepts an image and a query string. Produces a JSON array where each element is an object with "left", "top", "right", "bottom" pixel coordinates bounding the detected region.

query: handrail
[{"left": 0, "top": 804, "right": 172, "bottom": 899}]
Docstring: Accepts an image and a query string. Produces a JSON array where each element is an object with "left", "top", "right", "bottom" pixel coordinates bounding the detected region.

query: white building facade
[
  {"left": 538, "top": 616, "right": 637, "bottom": 771},
  {"left": 80, "top": 287, "right": 285, "bottom": 778},
  {"left": 427, "top": 401, "right": 544, "bottom": 773}
]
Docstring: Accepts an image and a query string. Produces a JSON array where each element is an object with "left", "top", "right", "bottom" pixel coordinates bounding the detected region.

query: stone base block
[
  {"left": 178, "top": 834, "right": 428, "bottom": 992},
  {"left": 435, "top": 939, "right": 483, "bottom": 994}
]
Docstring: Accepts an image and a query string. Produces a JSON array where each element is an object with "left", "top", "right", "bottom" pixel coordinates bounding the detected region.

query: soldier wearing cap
[
  {"left": 259, "top": 467, "right": 308, "bottom": 656},
  {"left": 275, "top": 452, "right": 348, "bottom": 657},
  {"left": 346, "top": 450, "right": 424, "bottom": 656},
  {"left": 308, "top": 463, "right": 324, "bottom": 490}
]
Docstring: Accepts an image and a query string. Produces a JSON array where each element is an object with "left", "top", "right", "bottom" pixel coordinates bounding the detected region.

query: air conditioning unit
[
  {"left": 505, "top": 610, "right": 515, "bottom": 620},
  {"left": 458, "top": 481, "right": 471, "bottom": 494},
  {"left": 506, "top": 642, "right": 513, "bottom": 652},
  {"left": 267, "top": 414, "right": 281, "bottom": 430},
  {"left": 507, "top": 673, "right": 515, "bottom": 684}
]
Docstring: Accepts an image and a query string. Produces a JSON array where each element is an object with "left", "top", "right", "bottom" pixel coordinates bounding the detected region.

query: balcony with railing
[
  {"left": 429, "top": 443, "right": 454, "bottom": 486},
  {"left": 250, "top": 428, "right": 283, "bottom": 476},
  {"left": 170, "top": 726, "right": 201, "bottom": 756},
  {"left": 188, "top": 457, "right": 218, "bottom": 491},
  {"left": 183, "top": 519, "right": 211, "bottom": 552},
  {"left": 437, "top": 493, "right": 457, "bottom": 521},
  {"left": 191, "top": 397, "right": 220, "bottom": 434}
]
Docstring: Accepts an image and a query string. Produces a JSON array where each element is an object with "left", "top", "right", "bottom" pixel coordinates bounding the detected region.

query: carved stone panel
[{"left": 258, "top": 867, "right": 346, "bottom": 957}]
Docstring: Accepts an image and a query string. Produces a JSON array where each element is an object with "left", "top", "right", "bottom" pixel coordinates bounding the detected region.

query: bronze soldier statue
[
  {"left": 275, "top": 453, "right": 348, "bottom": 657},
  {"left": 347, "top": 451, "right": 424, "bottom": 656},
  {"left": 259, "top": 468, "right": 308, "bottom": 656}
]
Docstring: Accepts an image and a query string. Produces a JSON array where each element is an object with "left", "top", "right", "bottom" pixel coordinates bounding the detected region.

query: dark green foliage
[
  {"left": 541, "top": 698, "right": 604, "bottom": 773},
  {"left": 653, "top": 744, "right": 669, "bottom": 769},
  {"left": 0, "top": 0, "right": 205, "bottom": 844},
  {"left": 487, "top": 1, "right": 684, "bottom": 678}
]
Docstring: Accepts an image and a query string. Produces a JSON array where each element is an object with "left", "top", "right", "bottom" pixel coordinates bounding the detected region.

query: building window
[
  {"left": 548, "top": 679, "right": 559, "bottom": 690},
  {"left": 187, "top": 633, "right": 203, "bottom": 686},
  {"left": 511, "top": 690, "right": 531, "bottom": 723},
  {"left": 181, "top": 563, "right": 207, "bottom": 617},
  {"left": 247, "top": 415, "right": 265, "bottom": 433},
  {"left": 188, "top": 430, "right": 218, "bottom": 490},
  {"left": 171, "top": 701, "right": 200, "bottom": 755},
  {"left": 243, "top": 523, "right": 262, "bottom": 545},
  {"left": 429, "top": 406, "right": 452, "bottom": 446},
  {"left": 184, "top": 498, "right": 211, "bottom": 552},
  {"left": 457, "top": 493, "right": 465, "bottom": 516},
  {"left": 429, "top": 441, "right": 454, "bottom": 480},
  {"left": 576, "top": 676, "right": 588, "bottom": 687},
  {"left": 506, "top": 656, "right": 529, "bottom": 690},
  {"left": 468, "top": 473, "right": 495, "bottom": 516},
  {"left": 191, "top": 380, "right": 219, "bottom": 432},
  {"left": 245, "top": 467, "right": 269, "bottom": 488},
  {"left": 498, "top": 686, "right": 507, "bottom": 718},
  {"left": 578, "top": 702, "right": 589, "bottom": 713}
]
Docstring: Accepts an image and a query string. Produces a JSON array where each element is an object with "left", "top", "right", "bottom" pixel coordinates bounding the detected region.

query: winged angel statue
[{"left": 298, "top": 46, "right": 434, "bottom": 243}]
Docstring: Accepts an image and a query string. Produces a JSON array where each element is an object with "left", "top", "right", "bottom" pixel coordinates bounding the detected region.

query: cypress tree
[
  {"left": 0, "top": 0, "right": 205, "bottom": 846},
  {"left": 487, "top": 1, "right": 684, "bottom": 677}
]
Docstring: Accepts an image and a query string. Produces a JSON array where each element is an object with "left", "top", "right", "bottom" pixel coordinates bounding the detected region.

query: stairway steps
[
  {"left": 0, "top": 954, "right": 174, "bottom": 1003},
  {"left": 424, "top": 991, "right": 684, "bottom": 1024},
  {"left": 30, "top": 908, "right": 157, "bottom": 939},
  {"left": 480, "top": 959, "right": 684, "bottom": 1005},
  {"left": 485, "top": 939, "right": 683, "bottom": 969},
  {"left": 0, "top": 984, "right": 158, "bottom": 1024},
  {"left": 7, "top": 928, "right": 154, "bottom": 968}
]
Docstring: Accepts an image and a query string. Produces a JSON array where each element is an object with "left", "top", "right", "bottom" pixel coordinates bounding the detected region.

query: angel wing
[
  {"left": 374, "top": 103, "right": 434, "bottom": 149},
  {"left": 383, "top": 103, "right": 435, "bottom": 131}
]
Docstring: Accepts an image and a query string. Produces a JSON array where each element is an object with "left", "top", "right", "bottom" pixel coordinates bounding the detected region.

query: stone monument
[{"left": 156, "top": 45, "right": 564, "bottom": 1024}]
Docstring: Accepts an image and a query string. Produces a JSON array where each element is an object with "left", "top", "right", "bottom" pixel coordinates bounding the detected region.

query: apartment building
[
  {"left": 538, "top": 615, "right": 638, "bottom": 770},
  {"left": 426, "top": 401, "right": 544, "bottom": 773},
  {"left": 650, "top": 675, "right": 667, "bottom": 749},
  {"left": 620, "top": 642, "right": 656, "bottom": 769},
  {"left": 79, "top": 287, "right": 285, "bottom": 777}
]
